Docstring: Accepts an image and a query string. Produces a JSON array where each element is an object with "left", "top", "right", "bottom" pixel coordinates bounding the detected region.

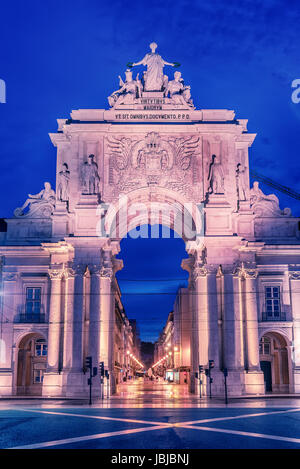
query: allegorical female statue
[{"left": 128, "top": 42, "right": 180, "bottom": 91}]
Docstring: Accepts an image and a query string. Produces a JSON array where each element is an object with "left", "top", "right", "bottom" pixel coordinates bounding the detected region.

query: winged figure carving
[
  {"left": 169, "top": 135, "right": 200, "bottom": 170},
  {"left": 107, "top": 136, "right": 133, "bottom": 171}
]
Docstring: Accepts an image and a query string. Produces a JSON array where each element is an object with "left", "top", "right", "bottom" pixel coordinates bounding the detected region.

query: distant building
[{"left": 140, "top": 341, "right": 154, "bottom": 370}]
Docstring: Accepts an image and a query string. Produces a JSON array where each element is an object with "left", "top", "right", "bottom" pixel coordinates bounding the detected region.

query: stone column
[
  {"left": 47, "top": 268, "right": 63, "bottom": 371},
  {"left": 289, "top": 272, "right": 300, "bottom": 392},
  {"left": 72, "top": 265, "right": 85, "bottom": 372},
  {"left": 244, "top": 269, "right": 260, "bottom": 371},
  {"left": 193, "top": 266, "right": 209, "bottom": 370},
  {"left": 63, "top": 264, "right": 85, "bottom": 372},
  {"left": 0, "top": 272, "right": 17, "bottom": 396},
  {"left": 223, "top": 269, "right": 244, "bottom": 371},
  {"left": 99, "top": 266, "right": 113, "bottom": 369},
  {"left": 88, "top": 265, "right": 101, "bottom": 369},
  {"left": 60, "top": 264, "right": 86, "bottom": 397}
]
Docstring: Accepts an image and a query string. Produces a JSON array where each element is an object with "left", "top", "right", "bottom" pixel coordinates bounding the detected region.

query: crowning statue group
[{"left": 108, "top": 42, "right": 194, "bottom": 108}]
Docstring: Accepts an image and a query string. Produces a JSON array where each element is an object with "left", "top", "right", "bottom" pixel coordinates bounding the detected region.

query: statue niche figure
[
  {"left": 81, "top": 154, "right": 100, "bottom": 195},
  {"left": 128, "top": 42, "right": 180, "bottom": 91},
  {"left": 57, "top": 163, "right": 70, "bottom": 202},
  {"left": 207, "top": 154, "right": 225, "bottom": 195},
  {"left": 236, "top": 163, "right": 248, "bottom": 202},
  {"left": 14, "top": 182, "right": 56, "bottom": 218}
]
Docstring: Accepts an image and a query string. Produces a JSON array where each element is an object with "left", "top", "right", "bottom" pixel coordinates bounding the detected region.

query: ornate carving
[
  {"left": 107, "top": 137, "right": 132, "bottom": 172},
  {"left": 233, "top": 261, "right": 258, "bottom": 279},
  {"left": 100, "top": 267, "right": 113, "bottom": 278},
  {"left": 289, "top": 271, "right": 300, "bottom": 280},
  {"left": 14, "top": 182, "right": 56, "bottom": 218},
  {"left": 2, "top": 272, "right": 18, "bottom": 281},
  {"left": 106, "top": 132, "right": 201, "bottom": 199},
  {"left": 250, "top": 181, "right": 291, "bottom": 217},
  {"left": 132, "top": 132, "right": 173, "bottom": 172},
  {"left": 168, "top": 135, "right": 200, "bottom": 171},
  {"left": 88, "top": 264, "right": 102, "bottom": 276},
  {"left": 48, "top": 269, "right": 64, "bottom": 280},
  {"left": 66, "top": 264, "right": 86, "bottom": 278}
]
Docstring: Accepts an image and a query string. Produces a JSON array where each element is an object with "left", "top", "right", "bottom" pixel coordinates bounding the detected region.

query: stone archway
[
  {"left": 101, "top": 187, "right": 204, "bottom": 395},
  {"left": 16, "top": 332, "right": 47, "bottom": 396},
  {"left": 259, "top": 331, "right": 291, "bottom": 393}
]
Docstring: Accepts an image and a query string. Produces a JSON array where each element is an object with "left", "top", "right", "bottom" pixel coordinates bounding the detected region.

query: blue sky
[{"left": 1, "top": 0, "right": 300, "bottom": 340}]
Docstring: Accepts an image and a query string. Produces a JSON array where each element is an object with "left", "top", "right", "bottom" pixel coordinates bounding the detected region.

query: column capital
[
  {"left": 99, "top": 267, "right": 113, "bottom": 278},
  {"left": 88, "top": 264, "right": 102, "bottom": 276},
  {"left": 232, "top": 261, "right": 258, "bottom": 279},
  {"left": 48, "top": 268, "right": 64, "bottom": 280},
  {"left": 66, "top": 263, "right": 86, "bottom": 278}
]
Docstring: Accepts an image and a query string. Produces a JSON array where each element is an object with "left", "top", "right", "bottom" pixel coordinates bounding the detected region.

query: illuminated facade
[{"left": 0, "top": 44, "right": 300, "bottom": 397}]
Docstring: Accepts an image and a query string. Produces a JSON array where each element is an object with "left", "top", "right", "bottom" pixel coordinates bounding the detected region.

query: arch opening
[
  {"left": 16, "top": 332, "right": 47, "bottom": 396},
  {"left": 259, "top": 332, "right": 291, "bottom": 393},
  {"left": 114, "top": 223, "right": 191, "bottom": 393}
]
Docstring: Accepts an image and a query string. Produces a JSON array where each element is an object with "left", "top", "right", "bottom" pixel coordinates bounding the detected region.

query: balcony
[
  {"left": 14, "top": 313, "right": 46, "bottom": 324},
  {"left": 261, "top": 311, "right": 286, "bottom": 322}
]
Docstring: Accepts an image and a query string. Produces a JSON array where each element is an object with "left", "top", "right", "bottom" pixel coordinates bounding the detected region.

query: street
[{"left": 1, "top": 381, "right": 300, "bottom": 449}]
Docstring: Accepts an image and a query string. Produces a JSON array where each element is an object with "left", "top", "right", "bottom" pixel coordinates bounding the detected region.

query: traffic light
[
  {"left": 85, "top": 356, "right": 92, "bottom": 369},
  {"left": 209, "top": 360, "right": 215, "bottom": 369},
  {"left": 99, "top": 361, "right": 105, "bottom": 377},
  {"left": 199, "top": 365, "right": 204, "bottom": 373}
]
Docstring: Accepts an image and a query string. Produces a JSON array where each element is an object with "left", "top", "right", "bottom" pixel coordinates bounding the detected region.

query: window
[
  {"left": 265, "top": 286, "right": 281, "bottom": 318},
  {"left": 25, "top": 287, "right": 41, "bottom": 315},
  {"left": 33, "top": 369, "right": 44, "bottom": 383},
  {"left": 259, "top": 336, "right": 271, "bottom": 355},
  {"left": 35, "top": 339, "right": 47, "bottom": 357}
]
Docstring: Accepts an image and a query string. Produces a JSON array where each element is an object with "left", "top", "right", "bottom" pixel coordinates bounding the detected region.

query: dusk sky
[{"left": 1, "top": 0, "right": 300, "bottom": 341}]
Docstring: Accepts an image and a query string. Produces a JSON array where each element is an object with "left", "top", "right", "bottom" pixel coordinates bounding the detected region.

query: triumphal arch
[{"left": 0, "top": 43, "right": 300, "bottom": 398}]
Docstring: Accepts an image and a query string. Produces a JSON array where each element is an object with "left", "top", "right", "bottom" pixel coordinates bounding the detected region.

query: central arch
[
  {"left": 103, "top": 187, "right": 204, "bottom": 245},
  {"left": 102, "top": 187, "right": 203, "bottom": 396}
]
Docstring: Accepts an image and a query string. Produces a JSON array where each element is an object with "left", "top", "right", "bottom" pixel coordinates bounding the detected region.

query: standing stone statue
[
  {"left": 57, "top": 163, "right": 70, "bottom": 202},
  {"left": 207, "top": 155, "right": 225, "bottom": 194},
  {"left": 81, "top": 154, "right": 100, "bottom": 195},
  {"left": 128, "top": 42, "right": 180, "bottom": 91},
  {"left": 236, "top": 163, "right": 247, "bottom": 201}
]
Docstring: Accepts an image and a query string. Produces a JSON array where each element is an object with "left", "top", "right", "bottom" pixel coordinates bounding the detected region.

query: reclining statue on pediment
[
  {"left": 108, "top": 69, "right": 141, "bottom": 108},
  {"left": 250, "top": 181, "right": 291, "bottom": 217},
  {"left": 14, "top": 182, "right": 56, "bottom": 218}
]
